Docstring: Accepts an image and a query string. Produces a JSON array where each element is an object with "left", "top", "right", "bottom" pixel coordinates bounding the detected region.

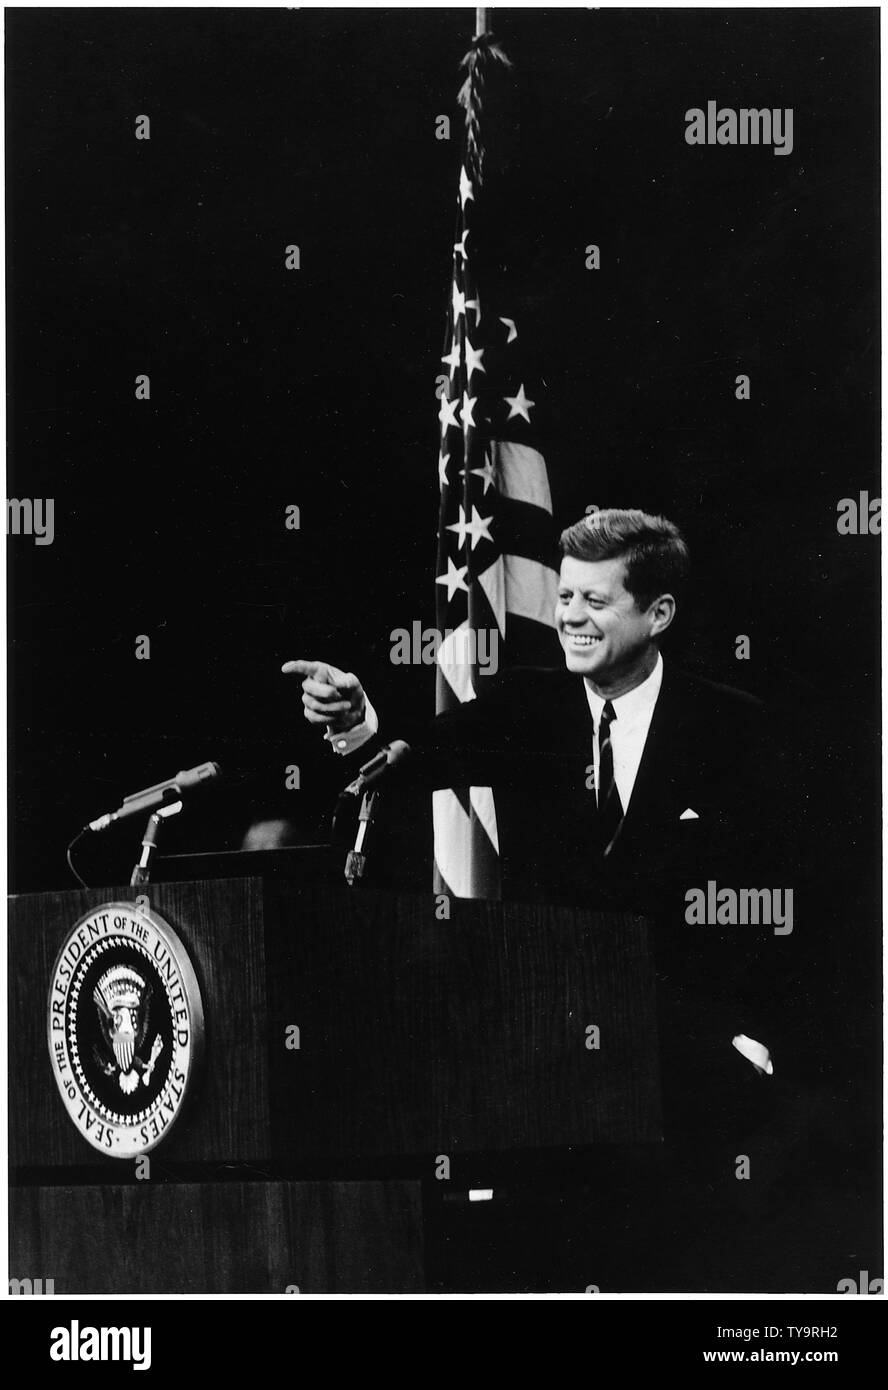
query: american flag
[{"left": 433, "top": 30, "right": 560, "bottom": 899}]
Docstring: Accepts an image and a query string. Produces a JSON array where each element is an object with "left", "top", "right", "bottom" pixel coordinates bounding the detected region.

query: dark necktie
[{"left": 597, "top": 700, "right": 624, "bottom": 857}]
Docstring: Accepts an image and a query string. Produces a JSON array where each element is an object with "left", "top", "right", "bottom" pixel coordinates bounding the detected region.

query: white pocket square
[
  {"left": 679, "top": 807, "right": 699, "bottom": 820},
  {"left": 732, "top": 1033, "right": 774, "bottom": 1076}
]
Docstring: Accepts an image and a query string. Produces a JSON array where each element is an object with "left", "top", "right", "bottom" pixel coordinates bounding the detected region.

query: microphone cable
[{"left": 65, "top": 826, "right": 90, "bottom": 888}]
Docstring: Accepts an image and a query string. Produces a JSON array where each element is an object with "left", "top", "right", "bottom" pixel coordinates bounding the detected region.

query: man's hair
[{"left": 559, "top": 508, "right": 690, "bottom": 610}]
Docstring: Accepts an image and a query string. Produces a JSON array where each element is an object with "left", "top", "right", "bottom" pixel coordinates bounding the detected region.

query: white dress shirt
[{"left": 584, "top": 651, "right": 663, "bottom": 811}]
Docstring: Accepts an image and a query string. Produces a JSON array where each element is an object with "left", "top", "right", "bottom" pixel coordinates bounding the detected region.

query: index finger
[
  {"left": 282, "top": 659, "right": 330, "bottom": 681},
  {"left": 282, "top": 658, "right": 354, "bottom": 689}
]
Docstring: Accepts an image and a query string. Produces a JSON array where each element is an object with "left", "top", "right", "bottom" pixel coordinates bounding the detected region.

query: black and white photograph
[{"left": 4, "top": 1, "right": 882, "bottom": 1321}]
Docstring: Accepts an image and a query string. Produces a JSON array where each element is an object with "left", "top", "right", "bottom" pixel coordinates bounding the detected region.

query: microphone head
[
  {"left": 88, "top": 759, "right": 224, "bottom": 831},
  {"left": 362, "top": 740, "right": 411, "bottom": 789},
  {"left": 179, "top": 761, "right": 223, "bottom": 789}
]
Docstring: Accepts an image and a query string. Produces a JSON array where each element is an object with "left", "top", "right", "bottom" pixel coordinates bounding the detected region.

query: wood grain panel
[
  {"left": 265, "top": 884, "right": 662, "bottom": 1161},
  {"left": 10, "top": 1180, "right": 425, "bottom": 1293},
  {"left": 10, "top": 878, "right": 660, "bottom": 1171}
]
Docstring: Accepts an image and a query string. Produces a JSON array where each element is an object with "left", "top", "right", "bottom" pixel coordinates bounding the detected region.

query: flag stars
[
  {"left": 464, "top": 338, "right": 485, "bottom": 381},
  {"left": 446, "top": 505, "right": 470, "bottom": 548},
  {"left": 504, "top": 383, "right": 535, "bottom": 423},
  {"left": 436, "top": 556, "right": 470, "bottom": 600},
  {"left": 438, "top": 450, "right": 450, "bottom": 488},
  {"left": 461, "top": 391, "right": 478, "bottom": 429},
  {"left": 453, "top": 230, "right": 470, "bottom": 262},
  {"left": 452, "top": 284, "right": 466, "bottom": 320},
  {"left": 470, "top": 452, "right": 497, "bottom": 495},
  {"left": 438, "top": 394, "right": 460, "bottom": 430},
  {"left": 465, "top": 505, "right": 494, "bottom": 548},
  {"left": 499, "top": 316, "right": 518, "bottom": 343},
  {"left": 447, "top": 504, "right": 494, "bottom": 551},
  {"left": 459, "top": 166, "right": 474, "bottom": 208},
  {"left": 465, "top": 295, "right": 482, "bottom": 324},
  {"left": 441, "top": 340, "right": 461, "bottom": 377}
]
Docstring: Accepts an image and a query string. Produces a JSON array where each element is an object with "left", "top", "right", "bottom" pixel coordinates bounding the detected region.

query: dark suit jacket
[{"left": 385, "top": 659, "right": 787, "bottom": 914}]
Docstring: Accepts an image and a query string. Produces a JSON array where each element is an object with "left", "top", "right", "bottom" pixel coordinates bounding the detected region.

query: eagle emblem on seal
[{"left": 92, "top": 965, "right": 164, "bottom": 1095}]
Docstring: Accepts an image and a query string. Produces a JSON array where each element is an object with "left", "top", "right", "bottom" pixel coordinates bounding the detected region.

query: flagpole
[{"left": 476, "top": 7, "right": 488, "bottom": 38}]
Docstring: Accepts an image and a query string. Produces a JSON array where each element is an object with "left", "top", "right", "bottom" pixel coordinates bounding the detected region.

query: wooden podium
[{"left": 9, "top": 876, "right": 662, "bottom": 1292}]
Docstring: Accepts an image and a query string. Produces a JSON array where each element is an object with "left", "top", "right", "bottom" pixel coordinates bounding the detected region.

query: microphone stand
[
  {"left": 335, "top": 739, "right": 410, "bottom": 888},
  {"left": 344, "top": 789, "right": 378, "bottom": 887},
  {"left": 129, "top": 800, "right": 183, "bottom": 887}
]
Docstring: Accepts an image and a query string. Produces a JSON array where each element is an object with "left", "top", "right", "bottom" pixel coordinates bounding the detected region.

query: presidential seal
[{"left": 47, "top": 900, "right": 204, "bottom": 1157}]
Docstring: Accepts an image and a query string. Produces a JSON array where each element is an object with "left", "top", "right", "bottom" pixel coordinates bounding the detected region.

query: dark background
[
  {"left": 6, "top": 6, "right": 881, "bottom": 1297},
  {"left": 7, "top": 6, "right": 879, "bottom": 892}
]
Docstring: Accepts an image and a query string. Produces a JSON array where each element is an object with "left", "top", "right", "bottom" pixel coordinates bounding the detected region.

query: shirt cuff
[{"left": 324, "top": 696, "right": 379, "bottom": 755}]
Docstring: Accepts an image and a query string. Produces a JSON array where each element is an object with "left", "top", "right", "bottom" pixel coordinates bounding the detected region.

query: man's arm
[{"left": 282, "top": 656, "right": 528, "bottom": 786}]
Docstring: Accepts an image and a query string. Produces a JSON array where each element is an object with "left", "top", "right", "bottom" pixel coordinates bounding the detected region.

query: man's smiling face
[{"left": 555, "top": 554, "right": 660, "bottom": 690}]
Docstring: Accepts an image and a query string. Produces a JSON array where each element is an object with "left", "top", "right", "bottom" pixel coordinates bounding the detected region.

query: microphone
[
  {"left": 338, "top": 741, "right": 411, "bottom": 887},
  {"left": 87, "top": 761, "right": 222, "bottom": 832},
  {"left": 340, "top": 740, "right": 411, "bottom": 799}
]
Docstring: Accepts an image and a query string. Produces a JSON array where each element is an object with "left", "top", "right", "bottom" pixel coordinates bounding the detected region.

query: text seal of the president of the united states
[{"left": 47, "top": 900, "right": 204, "bottom": 1157}]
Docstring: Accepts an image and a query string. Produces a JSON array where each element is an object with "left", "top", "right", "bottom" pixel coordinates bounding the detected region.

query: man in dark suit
[
  {"left": 284, "top": 507, "right": 787, "bottom": 913},
  {"left": 281, "top": 509, "right": 843, "bottom": 1289},
  {"left": 286, "top": 503, "right": 803, "bottom": 1097}
]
